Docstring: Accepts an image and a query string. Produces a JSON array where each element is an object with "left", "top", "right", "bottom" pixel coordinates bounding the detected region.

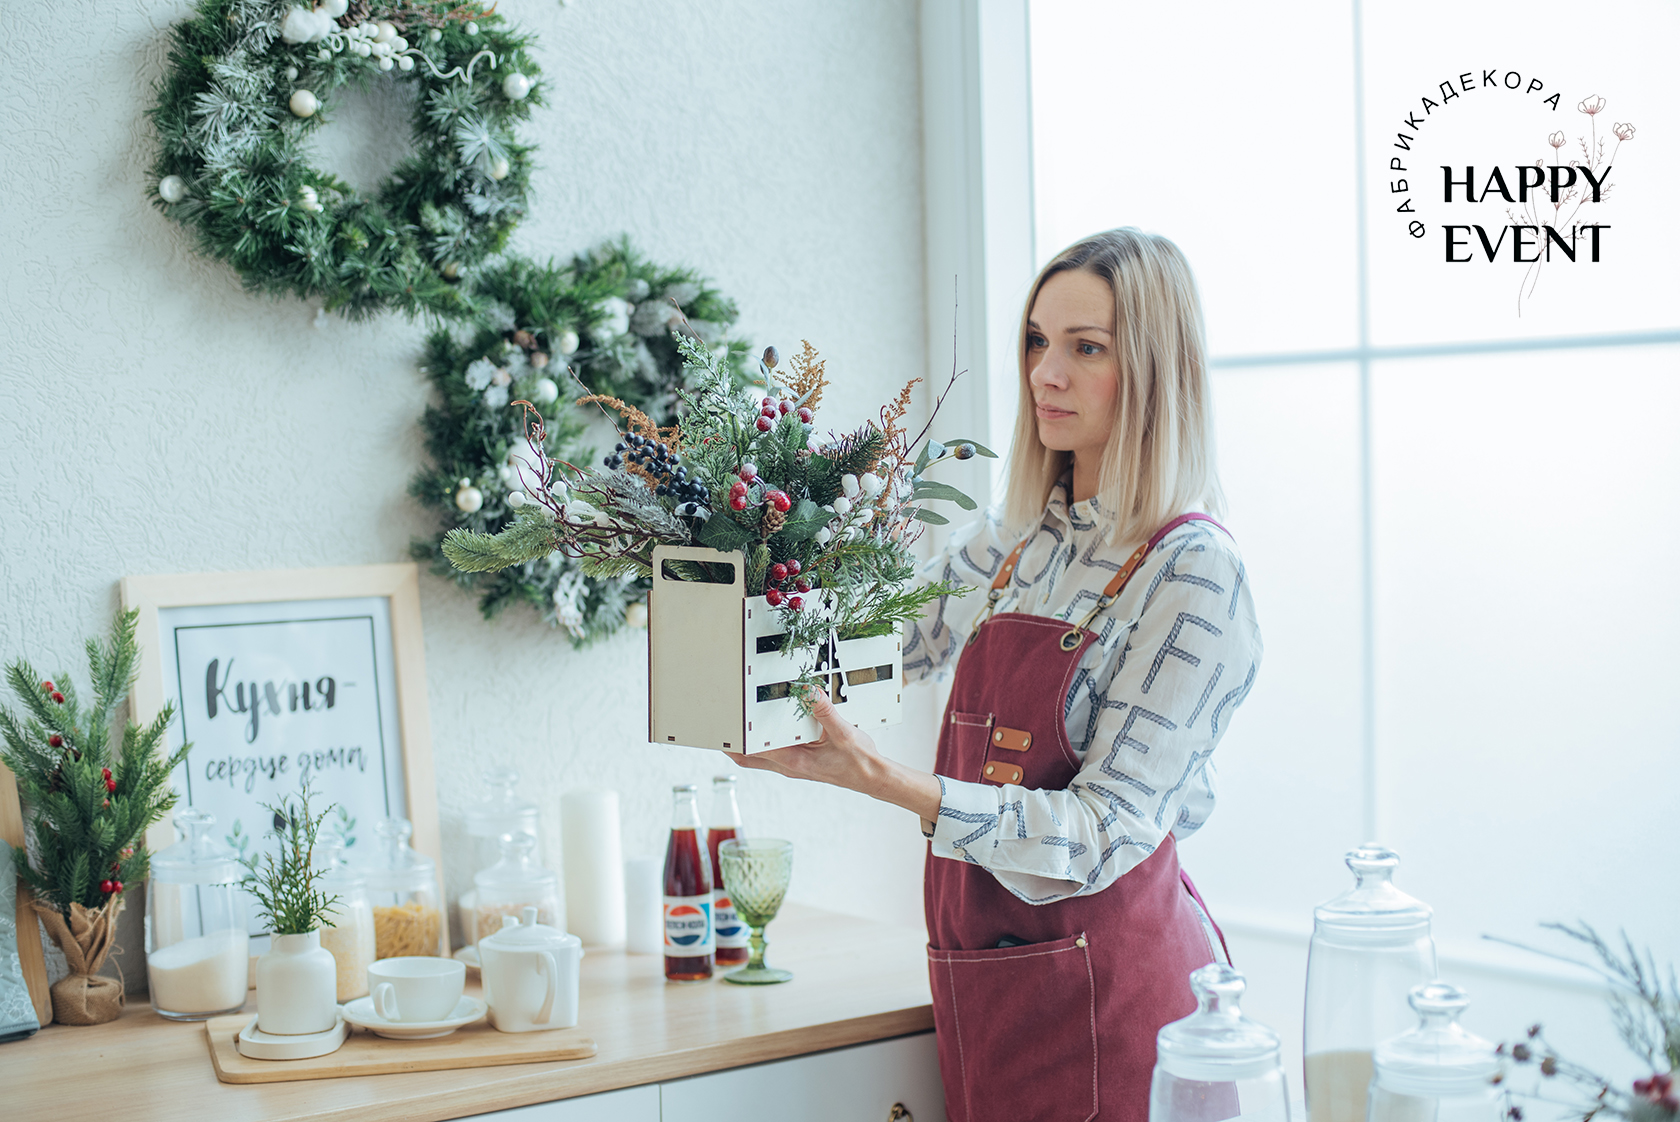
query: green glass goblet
[{"left": 717, "top": 837, "right": 794, "bottom": 985}]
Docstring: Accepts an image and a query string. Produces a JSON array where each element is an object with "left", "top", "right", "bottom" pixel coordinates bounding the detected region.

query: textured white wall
[{"left": 0, "top": 0, "right": 933, "bottom": 983}]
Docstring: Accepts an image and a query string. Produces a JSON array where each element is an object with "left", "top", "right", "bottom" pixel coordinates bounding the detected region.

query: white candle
[
  {"left": 561, "top": 789, "right": 627, "bottom": 947},
  {"left": 623, "top": 856, "right": 663, "bottom": 955}
]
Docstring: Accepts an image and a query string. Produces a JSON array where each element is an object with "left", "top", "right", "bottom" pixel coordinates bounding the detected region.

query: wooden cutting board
[{"left": 204, "top": 1014, "right": 597, "bottom": 1084}]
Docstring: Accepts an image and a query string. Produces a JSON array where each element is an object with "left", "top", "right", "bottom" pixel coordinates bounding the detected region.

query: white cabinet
[
  {"left": 660, "top": 1032, "right": 945, "bottom": 1122},
  {"left": 476, "top": 1084, "right": 661, "bottom": 1122}
]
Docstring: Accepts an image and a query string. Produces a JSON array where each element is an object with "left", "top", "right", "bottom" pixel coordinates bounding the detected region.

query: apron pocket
[{"left": 928, "top": 934, "right": 1099, "bottom": 1122}]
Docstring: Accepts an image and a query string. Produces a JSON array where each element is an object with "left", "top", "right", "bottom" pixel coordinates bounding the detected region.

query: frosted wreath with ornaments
[
  {"left": 147, "top": 0, "right": 543, "bottom": 319},
  {"left": 442, "top": 337, "right": 993, "bottom": 659}
]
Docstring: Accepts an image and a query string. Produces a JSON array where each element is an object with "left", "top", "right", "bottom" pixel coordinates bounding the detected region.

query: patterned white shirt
[{"left": 903, "top": 481, "right": 1263, "bottom": 904}]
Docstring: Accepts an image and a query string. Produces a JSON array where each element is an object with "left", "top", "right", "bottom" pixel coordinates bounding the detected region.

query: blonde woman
[{"left": 739, "top": 229, "right": 1263, "bottom": 1121}]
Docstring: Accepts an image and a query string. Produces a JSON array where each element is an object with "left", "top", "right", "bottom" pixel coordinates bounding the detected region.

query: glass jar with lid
[
  {"left": 1305, "top": 845, "right": 1438, "bottom": 1122},
  {"left": 145, "top": 808, "right": 250, "bottom": 1021},
  {"left": 1368, "top": 984, "right": 1505, "bottom": 1122},
  {"left": 471, "top": 832, "right": 564, "bottom": 950},
  {"left": 316, "top": 840, "right": 376, "bottom": 1000},
  {"left": 363, "top": 816, "right": 445, "bottom": 959},
  {"left": 464, "top": 766, "right": 544, "bottom": 873},
  {"left": 1151, "top": 963, "right": 1292, "bottom": 1122}
]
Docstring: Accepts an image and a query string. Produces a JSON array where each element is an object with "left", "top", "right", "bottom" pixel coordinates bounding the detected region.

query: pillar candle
[
  {"left": 623, "top": 856, "right": 662, "bottom": 955},
  {"left": 561, "top": 789, "right": 627, "bottom": 947}
]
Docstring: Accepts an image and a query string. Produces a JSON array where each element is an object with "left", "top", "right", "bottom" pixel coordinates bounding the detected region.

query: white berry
[
  {"left": 557, "top": 330, "right": 579, "bottom": 356},
  {"left": 507, "top": 491, "right": 527, "bottom": 509},
  {"left": 374, "top": 21, "right": 396, "bottom": 42},
  {"left": 465, "top": 21, "right": 478, "bottom": 34},
  {"left": 532, "top": 377, "right": 559, "bottom": 405},
  {"left": 288, "top": 89, "right": 319, "bottom": 117},
  {"left": 859, "top": 472, "right": 882, "bottom": 498},
  {"left": 625, "top": 602, "right": 649, "bottom": 629},
  {"left": 489, "top": 156, "right": 510, "bottom": 180},
  {"left": 319, "top": 0, "right": 348, "bottom": 16},
  {"left": 428, "top": 28, "right": 442, "bottom": 41},
  {"left": 377, "top": 55, "right": 393, "bottom": 70},
  {"left": 284, "top": 66, "right": 299, "bottom": 81},
  {"left": 157, "top": 175, "right": 186, "bottom": 203},
  {"left": 502, "top": 72, "right": 530, "bottom": 100},
  {"left": 455, "top": 485, "right": 484, "bottom": 513},
  {"left": 832, "top": 495, "right": 852, "bottom": 516},
  {"left": 840, "top": 473, "right": 860, "bottom": 499},
  {"left": 396, "top": 54, "right": 414, "bottom": 71}
]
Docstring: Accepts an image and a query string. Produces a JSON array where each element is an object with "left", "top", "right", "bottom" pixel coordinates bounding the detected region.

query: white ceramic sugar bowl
[{"left": 479, "top": 905, "right": 583, "bottom": 1032}]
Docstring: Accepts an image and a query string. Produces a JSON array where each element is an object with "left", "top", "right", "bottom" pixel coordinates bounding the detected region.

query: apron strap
[{"left": 972, "top": 512, "right": 1231, "bottom": 646}]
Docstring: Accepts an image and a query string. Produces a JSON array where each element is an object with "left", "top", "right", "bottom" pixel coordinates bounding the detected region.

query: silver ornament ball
[
  {"left": 502, "top": 72, "right": 530, "bottom": 100},
  {"left": 455, "top": 485, "right": 484, "bottom": 514},
  {"left": 157, "top": 175, "right": 187, "bottom": 203},
  {"left": 289, "top": 89, "right": 319, "bottom": 118}
]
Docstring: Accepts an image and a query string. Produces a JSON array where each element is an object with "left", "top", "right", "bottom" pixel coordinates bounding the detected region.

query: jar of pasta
[
  {"left": 363, "top": 817, "right": 445, "bottom": 959},
  {"left": 316, "top": 841, "right": 376, "bottom": 1000},
  {"left": 472, "top": 832, "right": 564, "bottom": 952}
]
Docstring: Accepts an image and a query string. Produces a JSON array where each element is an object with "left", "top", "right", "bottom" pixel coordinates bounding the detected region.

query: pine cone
[
  {"left": 761, "top": 507, "right": 787, "bottom": 535},
  {"left": 339, "top": 0, "right": 370, "bottom": 28}
]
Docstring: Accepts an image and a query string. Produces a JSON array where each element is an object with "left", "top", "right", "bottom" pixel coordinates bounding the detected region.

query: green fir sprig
[
  {"left": 241, "top": 781, "right": 339, "bottom": 936},
  {"left": 0, "top": 611, "right": 190, "bottom": 914}
]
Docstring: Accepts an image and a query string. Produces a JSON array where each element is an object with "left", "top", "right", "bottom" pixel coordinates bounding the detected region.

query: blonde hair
[{"left": 1002, "top": 228, "right": 1224, "bottom": 544}]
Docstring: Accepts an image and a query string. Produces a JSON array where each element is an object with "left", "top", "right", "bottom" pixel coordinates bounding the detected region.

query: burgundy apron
[{"left": 926, "top": 514, "right": 1234, "bottom": 1122}]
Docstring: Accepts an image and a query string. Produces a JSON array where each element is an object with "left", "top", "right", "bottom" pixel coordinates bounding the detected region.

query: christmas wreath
[
  {"left": 147, "top": 0, "right": 543, "bottom": 320},
  {"left": 408, "top": 241, "right": 752, "bottom": 643},
  {"left": 441, "top": 336, "right": 994, "bottom": 665}
]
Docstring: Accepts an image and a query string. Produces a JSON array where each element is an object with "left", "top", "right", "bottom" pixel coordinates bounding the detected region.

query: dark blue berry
[{"left": 614, "top": 442, "right": 626, "bottom": 452}]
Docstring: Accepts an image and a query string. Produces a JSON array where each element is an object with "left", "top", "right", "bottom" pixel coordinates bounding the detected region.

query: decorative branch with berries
[
  {"left": 1490, "top": 923, "right": 1679, "bottom": 1122},
  {"left": 0, "top": 610, "right": 191, "bottom": 915}
]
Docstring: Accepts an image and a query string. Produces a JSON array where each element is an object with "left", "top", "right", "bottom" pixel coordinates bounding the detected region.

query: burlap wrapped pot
[{"left": 30, "top": 894, "right": 125, "bottom": 1025}]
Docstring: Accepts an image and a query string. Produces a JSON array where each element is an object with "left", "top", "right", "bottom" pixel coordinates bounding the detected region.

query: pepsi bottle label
[
  {"left": 662, "top": 894, "right": 714, "bottom": 957},
  {"left": 713, "top": 888, "right": 749, "bottom": 949}
]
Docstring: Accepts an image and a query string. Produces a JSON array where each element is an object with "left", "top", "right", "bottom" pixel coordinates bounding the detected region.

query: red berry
[
  {"left": 760, "top": 405, "right": 778, "bottom": 419},
  {"left": 106, "top": 778, "right": 117, "bottom": 793},
  {"left": 101, "top": 767, "right": 111, "bottom": 779},
  {"left": 729, "top": 493, "right": 749, "bottom": 511},
  {"left": 794, "top": 578, "right": 810, "bottom": 593},
  {"left": 787, "top": 595, "right": 803, "bottom": 611},
  {"left": 770, "top": 563, "right": 788, "bottom": 582},
  {"left": 761, "top": 397, "right": 775, "bottom": 409},
  {"left": 778, "top": 400, "right": 792, "bottom": 415},
  {"left": 766, "top": 490, "right": 792, "bottom": 512},
  {"left": 729, "top": 479, "right": 748, "bottom": 497},
  {"left": 113, "top": 881, "right": 123, "bottom": 893},
  {"left": 755, "top": 416, "right": 772, "bottom": 432},
  {"left": 40, "top": 681, "right": 53, "bottom": 692},
  {"left": 100, "top": 880, "right": 113, "bottom": 894},
  {"left": 739, "top": 463, "right": 757, "bottom": 480},
  {"left": 765, "top": 588, "right": 784, "bottom": 607},
  {"left": 47, "top": 733, "right": 62, "bottom": 748},
  {"left": 797, "top": 407, "right": 813, "bottom": 423},
  {"left": 51, "top": 692, "right": 64, "bottom": 704},
  {"left": 786, "top": 559, "right": 801, "bottom": 575}
]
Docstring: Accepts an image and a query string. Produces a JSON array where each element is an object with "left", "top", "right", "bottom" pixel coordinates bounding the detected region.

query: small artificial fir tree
[{"left": 0, "top": 609, "right": 189, "bottom": 914}]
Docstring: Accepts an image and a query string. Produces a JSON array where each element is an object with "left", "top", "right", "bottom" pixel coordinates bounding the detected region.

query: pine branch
[{"left": 442, "top": 510, "right": 557, "bottom": 572}]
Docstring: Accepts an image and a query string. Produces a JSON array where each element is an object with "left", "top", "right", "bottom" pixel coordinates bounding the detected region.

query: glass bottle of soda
[
  {"left": 663, "top": 784, "right": 714, "bottom": 982},
  {"left": 708, "top": 775, "right": 749, "bottom": 967}
]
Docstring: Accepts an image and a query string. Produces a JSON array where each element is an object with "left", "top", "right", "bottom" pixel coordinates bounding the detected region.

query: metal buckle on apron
[
  {"left": 967, "top": 588, "right": 1005, "bottom": 645},
  {"left": 1059, "top": 591, "right": 1117, "bottom": 651}
]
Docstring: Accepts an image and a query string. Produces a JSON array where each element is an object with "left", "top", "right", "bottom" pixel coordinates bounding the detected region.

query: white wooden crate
[{"left": 649, "top": 544, "right": 903, "bottom": 753}]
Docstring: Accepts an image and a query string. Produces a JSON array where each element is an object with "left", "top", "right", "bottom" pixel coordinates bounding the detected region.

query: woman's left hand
[{"left": 734, "top": 685, "right": 943, "bottom": 821}]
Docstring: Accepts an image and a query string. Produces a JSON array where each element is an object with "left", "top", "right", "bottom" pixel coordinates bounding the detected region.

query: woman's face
[{"left": 1026, "top": 269, "right": 1120, "bottom": 465}]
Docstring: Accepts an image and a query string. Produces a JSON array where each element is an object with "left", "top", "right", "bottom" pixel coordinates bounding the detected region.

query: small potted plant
[
  {"left": 244, "top": 782, "right": 341, "bottom": 1035},
  {"left": 0, "top": 609, "right": 189, "bottom": 1025}
]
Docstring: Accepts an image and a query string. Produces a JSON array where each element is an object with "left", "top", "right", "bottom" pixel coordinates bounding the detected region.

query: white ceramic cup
[{"left": 367, "top": 956, "right": 465, "bottom": 1023}]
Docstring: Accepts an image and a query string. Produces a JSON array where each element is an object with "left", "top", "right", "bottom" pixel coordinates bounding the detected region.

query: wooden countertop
[{"left": 2, "top": 904, "right": 934, "bottom": 1122}]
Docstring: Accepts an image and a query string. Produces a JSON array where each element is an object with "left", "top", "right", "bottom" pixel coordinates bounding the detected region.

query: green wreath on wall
[{"left": 147, "top": 0, "right": 541, "bottom": 320}]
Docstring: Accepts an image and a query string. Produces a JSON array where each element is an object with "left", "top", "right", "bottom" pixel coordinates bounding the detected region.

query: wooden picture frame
[
  {"left": 121, "top": 563, "right": 443, "bottom": 950},
  {"left": 0, "top": 760, "right": 53, "bottom": 1027}
]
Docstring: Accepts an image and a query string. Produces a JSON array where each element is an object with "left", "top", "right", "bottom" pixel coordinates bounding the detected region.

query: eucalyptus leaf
[
  {"left": 910, "top": 508, "right": 950, "bottom": 525},
  {"left": 911, "top": 480, "right": 978, "bottom": 510},
  {"left": 915, "top": 439, "right": 944, "bottom": 475}
]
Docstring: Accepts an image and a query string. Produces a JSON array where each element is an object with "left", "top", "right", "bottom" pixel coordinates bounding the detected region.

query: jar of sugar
[
  {"left": 145, "top": 809, "right": 250, "bottom": 1021},
  {"left": 316, "top": 841, "right": 376, "bottom": 1001}
]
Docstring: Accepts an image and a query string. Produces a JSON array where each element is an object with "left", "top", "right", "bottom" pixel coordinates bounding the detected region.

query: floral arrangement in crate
[{"left": 442, "top": 335, "right": 991, "bottom": 661}]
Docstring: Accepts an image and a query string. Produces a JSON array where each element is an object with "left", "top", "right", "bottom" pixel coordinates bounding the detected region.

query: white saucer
[
  {"left": 342, "top": 994, "right": 486, "bottom": 1039},
  {"left": 236, "top": 1011, "right": 348, "bottom": 1060},
  {"left": 453, "top": 944, "right": 480, "bottom": 972}
]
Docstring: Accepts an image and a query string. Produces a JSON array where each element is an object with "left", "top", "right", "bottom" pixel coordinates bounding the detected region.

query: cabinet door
[
  {"left": 660, "top": 1032, "right": 945, "bottom": 1122},
  {"left": 474, "top": 1083, "right": 661, "bottom": 1121}
]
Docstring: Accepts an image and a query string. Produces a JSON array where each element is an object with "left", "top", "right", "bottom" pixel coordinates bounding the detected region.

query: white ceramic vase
[{"left": 256, "top": 930, "right": 338, "bottom": 1034}]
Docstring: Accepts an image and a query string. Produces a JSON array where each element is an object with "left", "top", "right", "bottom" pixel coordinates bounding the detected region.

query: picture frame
[
  {"left": 0, "top": 759, "right": 53, "bottom": 1027},
  {"left": 121, "top": 563, "right": 442, "bottom": 948}
]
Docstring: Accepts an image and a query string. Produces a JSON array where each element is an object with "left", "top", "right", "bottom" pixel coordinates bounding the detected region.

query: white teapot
[{"left": 479, "top": 905, "right": 583, "bottom": 1032}]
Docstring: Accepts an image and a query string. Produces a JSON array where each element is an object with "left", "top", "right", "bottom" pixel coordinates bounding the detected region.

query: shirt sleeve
[
  {"left": 926, "top": 529, "right": 1263, "bottom": 904},
  {"left": 901, "top": 509, "right": 1012, "bottom": 684}
]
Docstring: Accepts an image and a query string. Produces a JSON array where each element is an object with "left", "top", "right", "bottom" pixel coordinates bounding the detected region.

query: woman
[{"left": 737, "top": 228, "right": 1263, "bottom": 1122}]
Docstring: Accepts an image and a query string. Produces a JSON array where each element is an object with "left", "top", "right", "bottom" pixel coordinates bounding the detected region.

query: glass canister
[
  {"left": 1152, "top": 963, "right": 1292, "bottom": 1122},
  {"left": 1368, "top": 984, "right": 1505, "bottom": 1122},
  {"left": 363, "top": 816, "right": 445, "bottom": 959},
  {"left": 316, "top": 841, "right": 376, "bottom": 1001},
  {"left": 1305, "top": 845, "right": 1439, "bottom": 1122},
  {"left": 465, "top": 766, "right": 544, "bottom": 873},
  {"left": 145, "top": 808, "right": 250, "bottom": 1021},
  {"left": 471, "top": 832, "right": 564, "bottom": 949}
]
